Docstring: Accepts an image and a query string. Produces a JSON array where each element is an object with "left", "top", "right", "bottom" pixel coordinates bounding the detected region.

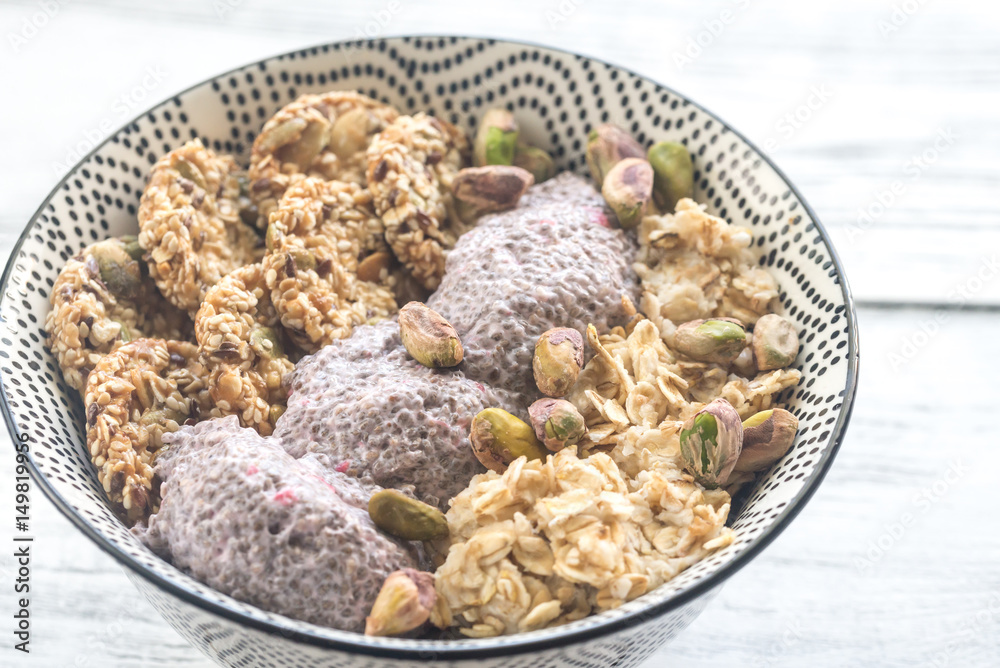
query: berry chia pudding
[{"left": 47, "top": 93, "right": 803, "bottom": 638}]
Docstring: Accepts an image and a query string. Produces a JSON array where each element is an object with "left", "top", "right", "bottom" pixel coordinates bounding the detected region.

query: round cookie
[
  {"left": 138, "top": 140, "right": 260, "bottom": 315},
  {"left": 195, "top": 264, "right": 294, "bottom": 436},
  {"left": 248, "top": 92, "right": 400, "bottom": 228},
  {"left": 263, "top": 177, "right": 398, "bottom": 352},
  {"left": 84, "top": 338, "right": 210, "bottom": 525},
  {"left": 45, "top": 236, "right": 192, "bottom": 394},
  {"left": 365, "top": 113, "right": 469, "bottom": 290}
]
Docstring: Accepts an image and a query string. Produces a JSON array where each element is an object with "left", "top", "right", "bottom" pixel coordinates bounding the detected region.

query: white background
[{"left": 0, "top": 0, "right": 998, "bottom": 666}]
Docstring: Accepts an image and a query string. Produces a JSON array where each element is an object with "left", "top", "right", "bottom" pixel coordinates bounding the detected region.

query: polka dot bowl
[{"left": 0, "top": 36, "right": 859, "bottom": 667}]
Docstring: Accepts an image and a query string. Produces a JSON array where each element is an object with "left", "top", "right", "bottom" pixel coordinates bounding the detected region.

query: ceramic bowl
[{"left": 0, "top": 35, "right": 858, "bottom": 668}]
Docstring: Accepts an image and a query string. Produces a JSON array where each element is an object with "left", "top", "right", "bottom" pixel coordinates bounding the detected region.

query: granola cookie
[
  {"left": 263, "top": 178, "right": 398, "bottom": 352},
  {"left": 84, "top": 338, "right": 210, "bottom": 525},
  {"left": 45, "top": 237, "right": 192, "bottom": 394},
  {"left": 248, "top": 92, "right": 400, "bottom": 228},
  {"left": 366, "top": 113, "right": 469, "bottom": 290},
  {"left": 138, "top": 140, "right": 260, "bottom": 315},
  {"left": 195, "top": 264, "right": 294, "bottom": 435}
]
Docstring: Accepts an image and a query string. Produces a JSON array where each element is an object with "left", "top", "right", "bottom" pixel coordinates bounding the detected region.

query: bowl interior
[{"left": 0, "top": 36, "right": 856, "bottom": 655}]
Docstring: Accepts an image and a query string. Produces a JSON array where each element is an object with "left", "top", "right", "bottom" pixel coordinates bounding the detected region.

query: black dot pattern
[{"left": 0, "top": 37, "right": 855, "bottom": 666}]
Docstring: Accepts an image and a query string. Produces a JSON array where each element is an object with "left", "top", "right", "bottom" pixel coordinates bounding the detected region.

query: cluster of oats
[
  {"left": 431, "top": 449, "right": 733, "bottom": 637},
  {"left": 635, "top": 197, "right": 781, "bottom": 333}
]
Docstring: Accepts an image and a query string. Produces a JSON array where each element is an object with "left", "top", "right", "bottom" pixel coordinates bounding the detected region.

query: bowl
[{"left": 0, "top": 36, "right": 859, "bottom": 667}]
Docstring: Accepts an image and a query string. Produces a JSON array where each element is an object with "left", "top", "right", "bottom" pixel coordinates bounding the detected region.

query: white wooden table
[{"left": 1, "top": 1, "right": 997, "bottom": 665}]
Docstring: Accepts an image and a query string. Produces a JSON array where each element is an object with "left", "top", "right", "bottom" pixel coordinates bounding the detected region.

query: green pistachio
[
  {"left": 512, "top": 142, "right": 555, "bottom": 183},
  {"left": 533, "top": 327, "right": 585, "bottom": 397},
  {"left": 368, "top": 489, "right": 449, "bottom": 542},
  {"left": 585, "top": 123, "right": 645, "bottom": 186},
  {"left": 473, "top": 108, "right": 519, "bottom": 166},
  {"left": 398, "top": 302, "right": 463, "bottom": 368},
  {"left": 647, "top": 141, "right": 694, "bottom": 212},
  {"left": 679, "top": 398, "right": 743, "bottom": 488},
  {"left": 752, "top": 314, "right": 800, "bottom": 371},
  {"left": 734, "top": 408, "right": 799, "bottom": 474},
  {"left": 528, "top": 398, "right": 586, "bottom": 451},
  {"left": 601, "top": 157, "right": 654, "bottom": 229},
  {"left": 673, "top": 318, "right": 747, "bottom": 364},
  {"left": 469, "top": 408, "right": 548, "bottom": 473},
  {"left": 365, "top": 569, "right": 436, "bottom": 637}
]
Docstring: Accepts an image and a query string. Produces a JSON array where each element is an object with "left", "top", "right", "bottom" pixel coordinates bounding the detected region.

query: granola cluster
[
  {"left": 84, "top": 339, "right": 210, "bottom": 523},
  {"left": 635, "top": 198, "right": 780, "bottom": 331}
]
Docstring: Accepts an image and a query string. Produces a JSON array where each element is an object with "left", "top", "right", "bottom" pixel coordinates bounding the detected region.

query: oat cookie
[
  {"left": 195, "top": 264, "right": 294, "bottom": 435},
  {"left": 138, "top": 140, "right": 260, "bottom": 315},
  {"left": 262, "top": 235, "right": 396, "bottom": 354},
  {"left": 248, "top": 92, "right": 400, "bottom": 227},
  {"left": 45, "top": 237, "right": 192, "bottom": 394},
  {"left": 267, "top": 177, "right": 389, "bottom": 272},
  {"left": 366, "top": 113, "right": 470, "bottom": 290},
  {"left": 84, "top": 338, "right": 210, "bottom": 525}
]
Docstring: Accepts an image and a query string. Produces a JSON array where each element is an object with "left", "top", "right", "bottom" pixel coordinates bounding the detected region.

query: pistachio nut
[
  {"left": 94, "top": 240, "right": 143, "bottom": 299},
  {"left": 357, "top": 251, "right": 395, "bottom": 283},
  {"left": 470, "top": 407, "right": 548, "bottom": 473},
  {"left": 269, "top": 404, "right": 286, "bottom": 425},
  {"left": 330, "top": 107, "right": 375, "bottom": 159},
  {"left": 398, "top": 302, "right": 464, "bottom": 368},
  {"left": 734, "top": 408, "right": 799, "bottom": 474},
  {"left": 121, "top": 235, "right": 144, "bottom": 261},
  {"left": 585, "top": 123, "right": 645, "bottom": 186},
  {"left": 265, "top": 223, "right": 281, "bottom": 252},
  {"left": 261, "top": 116, "right": 330, "bottom": 168},
  {"left": 647, "top": 141, "right": 694, "bottom": 212},
  {"left": 138, "top": 408, "right": 187, "bottom": 429},
  {"left": 365, "top": 569, "right": 436, "bottom": 637},
  {"left": 601, "top": 157, "right": 654, "bottom": 229},
  {"left": 679, "top": 398, "right": 743, "bottom": 488},
  {"left": 452, "top": 165, "right": 534, "bottom": 221},
  {"left": 368, "top": 489, "right": 449, "bottom": 542},
  {"left": 473, "top": 108, "right": 519, "bottom": 166},
  {"left": 528, "top": 398, "right": 586, "bottom": 451},
  {"left": 513, "top": 142, "right": 555, "bottom": 183},
  {"left": 533, "top": 327, "right": 584, "bottom": 397},
  {"left": 673, "top": 318, "right": 747, "bottom": 365},
  {"left": 288, "top": 248, "right": 317, "bottom": 272},
  {"left": 249, "top": 325, "right": 284, "bottom": 360},
  {"left": 752, "top": 314, "right": 799, "bottom": 371},
  {"left": 172, "top": 156, "right": 206, "bottom": 189},
  {"left": 112, "top": 318, "right": 132, "bottom": 343}
]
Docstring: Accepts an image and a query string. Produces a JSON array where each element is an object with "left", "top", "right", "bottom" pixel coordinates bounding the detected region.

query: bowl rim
[{"left": 0, "top": 34, "right": 859, "bottom": 661}]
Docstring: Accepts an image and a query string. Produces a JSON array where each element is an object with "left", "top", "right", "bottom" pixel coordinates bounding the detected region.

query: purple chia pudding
[
  {"left": 136, "top": 417, "right": 421, "bottom": 632},
  {"left": 138, "top": 173, "right": 639, "bottom": 632}
]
